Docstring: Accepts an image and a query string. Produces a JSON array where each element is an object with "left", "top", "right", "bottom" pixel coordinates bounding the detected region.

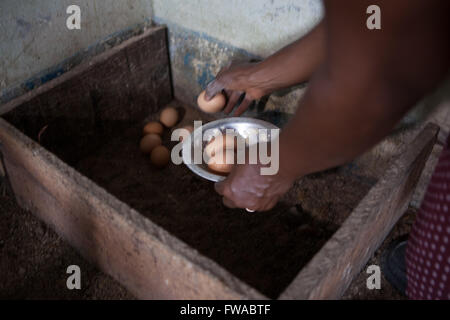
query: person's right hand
[{"left": 205, "top": 62, "right": 270, "bottom": 116}]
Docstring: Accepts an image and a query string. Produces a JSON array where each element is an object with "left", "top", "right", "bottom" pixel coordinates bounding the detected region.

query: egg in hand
[{"left": 197, "top": 90, "right": 226, "bottom": 113}]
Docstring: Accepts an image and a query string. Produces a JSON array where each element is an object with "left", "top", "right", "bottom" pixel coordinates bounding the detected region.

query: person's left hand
[{"left": 214, "top": 161, "right": 295, "bottom": 212}]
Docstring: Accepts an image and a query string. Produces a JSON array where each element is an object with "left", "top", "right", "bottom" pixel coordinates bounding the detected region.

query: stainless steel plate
[{"left": 182, "top": 117, "right": 279, "bottom": 182}]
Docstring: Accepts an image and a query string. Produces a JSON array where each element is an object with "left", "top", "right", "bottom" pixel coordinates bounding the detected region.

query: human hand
[
  {"left": 205, "top": 62, "right": 270, "bottom": 116},
  {"left": 214, "top": 161, "right": 294, "bottom": 212}
]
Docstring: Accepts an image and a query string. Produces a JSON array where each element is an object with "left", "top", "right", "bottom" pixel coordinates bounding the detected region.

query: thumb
[{"left": 205, "top": 80, "right": 224, "bottom": 101}]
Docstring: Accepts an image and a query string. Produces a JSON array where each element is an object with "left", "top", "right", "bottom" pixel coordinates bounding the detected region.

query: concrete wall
[
  {"left": 153, "top": 0, "right": 323, "bottom": 57},
  {"left": 1, "top": 0, "right": 324, "bottom": 112},
  {"left": 153, "top": 0, "right": 324, "bottom": 112},
  {"left": 0, "top": 0, "right": 153, "bottom": 102}
]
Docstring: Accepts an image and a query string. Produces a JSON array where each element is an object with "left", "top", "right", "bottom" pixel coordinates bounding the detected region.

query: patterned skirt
[{"left": 406, "top": 134, "right": 450, "bottom": 299}]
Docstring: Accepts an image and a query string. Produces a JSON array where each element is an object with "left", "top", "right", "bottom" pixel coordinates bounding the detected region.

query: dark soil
[
  {"left": 3, "top": 101, "right": 377, "bottom": 299},
  {"left": 0, "top": 191, "right": 134, "bottom": 300},
  {"left": 70, "top": 104, "right": 375, "bottom": 299},
  {"left": 0, "top": 186, "right": 415, "bottom": 300}
]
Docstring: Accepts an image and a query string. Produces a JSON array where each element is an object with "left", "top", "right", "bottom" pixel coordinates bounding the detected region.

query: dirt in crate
[
  {"left": 72, "top": 108, "right": 375, "bottom": 298},
  {"left": 0, "top": 192, "right": 134, "bottom": 300}
]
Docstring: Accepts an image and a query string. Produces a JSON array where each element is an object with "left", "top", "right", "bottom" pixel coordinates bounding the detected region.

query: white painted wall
[
  {"left": 153, "top": 0, "right": 324, "bottom": 57},
  {"left": 0, "top": 0, "right": 153, "bottom": 91},
  {"left": 1, "top": 0, "right": 324, "bottom": 95}
]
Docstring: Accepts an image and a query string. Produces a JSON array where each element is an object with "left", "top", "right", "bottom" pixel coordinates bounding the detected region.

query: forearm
[
  {"left": 278, "top": 0, "right": 449, "bottom": 179},
  {"left": 278, "top": 70, "right": 406, "bottom": 178},
  {"left": 246, "top": 21, "right": 326, "bottom": 94}
]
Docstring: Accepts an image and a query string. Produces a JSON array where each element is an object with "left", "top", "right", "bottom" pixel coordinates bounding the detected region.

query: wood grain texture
[
  {"left": 0, "top": 117, "right": 265, "bottom": 300},
  {"left": 0, "top": 26, "right": 265, "bottom": 300},
  {"left": 1, "top": 26, "right": 172, "bottom": 166},
  {"left": 0, "top": 24, "right": 439, "bottom": 300},
  {"left": 279, "top": 123, "right": 439, "bottom": 299},
  {"left": 0, "top": 26, "right": 171, "bottom": 117}
]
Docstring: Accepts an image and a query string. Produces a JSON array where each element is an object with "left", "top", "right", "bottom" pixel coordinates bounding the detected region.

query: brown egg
[
  {"left": 197, "top": 90, "right": 226, "bottom": 113},
  {"left": 143, "top": 121, "right": 164, "bottom": 136},
  {"left": 150, "top": 145, "right": 170, "bottom": 168},
  {"left": 140, "top": 134, "right": 162, "bottom": 154},
  {"left": 207, "top": 149, "right": 235, "bottom": 174},
  {"left": 205, "top": 134, "right": 237, "bottom": 157},
  {"left": 160, "top": 107, "right": 179, "bottom": 127},
  {"left": 179, "top": 125, "right": 194, "bottom": 141}
]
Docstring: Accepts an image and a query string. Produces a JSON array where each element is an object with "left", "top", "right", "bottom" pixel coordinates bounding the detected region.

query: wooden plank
[
  {"left": 0, "top": 26, "right": 265, "bottom": 299},
  {"left": 1, "top": 26, "right": 172, "bottom": 167},
  {"left": 279, "top": 123, "right": 439, "bottom": 300},
  {"left": 0, "top": 117, "right": 265, "bottom": 300},
  {"left": 0, "top": 26, "right": 171, "bottom": 118}
]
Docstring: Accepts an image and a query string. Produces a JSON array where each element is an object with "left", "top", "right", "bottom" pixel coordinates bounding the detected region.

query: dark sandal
[{"left": 381, "top": 235, "right": 409, "bottom": 296}]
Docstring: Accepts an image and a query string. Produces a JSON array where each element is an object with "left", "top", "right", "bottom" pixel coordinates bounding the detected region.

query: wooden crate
[{"left": 0, "top": 26, "right": 438, "bottom": 299}]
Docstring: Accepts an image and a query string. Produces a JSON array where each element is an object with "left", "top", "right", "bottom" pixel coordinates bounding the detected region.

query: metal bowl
[{"left": 182, "top": 117, "right": 279, "bottom": 182}]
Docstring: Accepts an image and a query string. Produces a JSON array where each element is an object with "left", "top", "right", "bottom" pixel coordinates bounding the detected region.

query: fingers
[
  {"left": 215, "top": 179, "right": 244, "bottom": 209},
  {"left": 233, "top": 94, "right": 253, "bottom": 116},
  {"left": 222, "top": 196, "right": 237, "bottom": 209},
  {"left": 215, "top": 180, "right": 234, "bottom": 208},
  {"left": 223, "top": 91, "right": 253, "bottom": 116},
  {"left": 205, "top": 80, "right": 224, "bottom": 101},
  {"left": 217, "top": 182, "right": 277, "bottom": 212},
  {"left": 223, "top": 90, "right": 242, "bottom": 114}
]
